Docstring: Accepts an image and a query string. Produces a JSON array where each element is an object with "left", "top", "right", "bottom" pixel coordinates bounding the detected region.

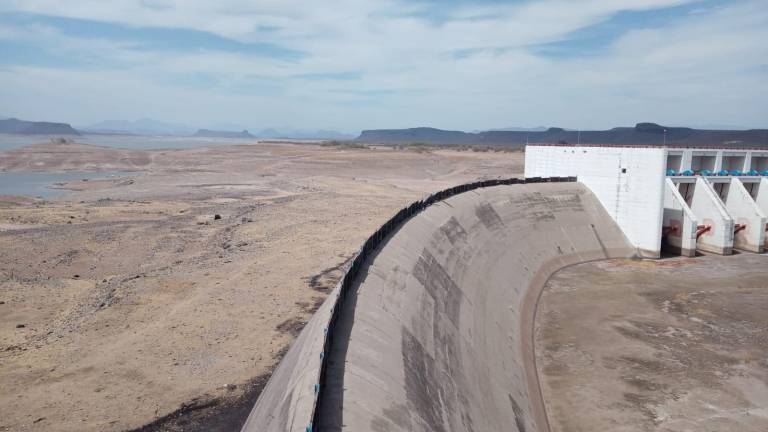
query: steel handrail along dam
[{"left": 242, "top": 178, "right": 634, "bottom": 432}]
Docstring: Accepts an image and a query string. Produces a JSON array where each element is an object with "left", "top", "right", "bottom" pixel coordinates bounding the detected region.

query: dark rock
[
  {"left": 214, "top": 214, "right": 222, "bottom": 220},
  {"left": 16, "top": 324, "right": 26, "bottom": 329}
]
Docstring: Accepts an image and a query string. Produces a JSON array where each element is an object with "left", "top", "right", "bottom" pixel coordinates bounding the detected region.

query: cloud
[{"left": 0, "top": 0, "right": 766, "bottom": 131}]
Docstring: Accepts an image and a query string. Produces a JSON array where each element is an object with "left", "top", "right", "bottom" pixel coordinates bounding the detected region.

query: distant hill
[
  {"left": 193, "top": 129, "right": 256, "bottom": 139},
  {"left": 357, "top": 127, "right": 472, "bottom": 144},
  {"left": 357, "top": 123, "right": 768, "bottom": 147},
  {"left": 83, "top": 118, "right": 195, "bottom": 136},
  {"left": 486, "top": 126, "right": 549, "bottom": 132},
  {"left": 0, "top": 118, "right": 79, "bottom": 135}
]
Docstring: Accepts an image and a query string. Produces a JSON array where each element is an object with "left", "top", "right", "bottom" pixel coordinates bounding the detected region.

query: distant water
[
  {"left": 0, "top": 171, "right": 139, "bottom": 198},
  {"left": 0, "top": 134, "right": 258, "bottom": 152}
]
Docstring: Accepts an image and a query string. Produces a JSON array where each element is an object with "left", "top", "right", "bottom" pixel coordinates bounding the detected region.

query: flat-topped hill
[{"left": 0, "top": 118, "right": 79, "bottom": 135}]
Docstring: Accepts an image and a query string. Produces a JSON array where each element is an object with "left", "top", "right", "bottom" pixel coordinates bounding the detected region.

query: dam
[
  {"left": 243, "top": 145, "right": 768, "bottom": 431},
  {"left": 241, "top": 178, "right": 634, "bottom": 431}
]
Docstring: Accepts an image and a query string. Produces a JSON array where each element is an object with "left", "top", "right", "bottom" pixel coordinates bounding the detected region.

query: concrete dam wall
[{"left": 242, "top": 179, "right": 634, "bottom": 432}]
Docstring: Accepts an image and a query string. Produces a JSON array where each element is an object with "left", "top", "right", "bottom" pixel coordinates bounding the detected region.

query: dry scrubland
[{"left": 0, "top": 140, "right": 523, "bottom": 431}]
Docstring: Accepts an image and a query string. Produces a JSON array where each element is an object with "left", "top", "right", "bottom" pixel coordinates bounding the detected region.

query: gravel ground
[{"left": 536, "top": 253, "right": 768, "bottom": 432}]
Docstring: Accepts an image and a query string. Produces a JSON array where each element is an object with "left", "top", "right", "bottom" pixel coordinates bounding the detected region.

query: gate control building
[{"left": 525, "top": 145, "right": 768, "bottom": 257}]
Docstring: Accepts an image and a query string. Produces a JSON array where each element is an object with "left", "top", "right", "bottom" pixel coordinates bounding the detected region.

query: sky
[{"left": 0, "top": 0, "right": 767, "bottom": 133}]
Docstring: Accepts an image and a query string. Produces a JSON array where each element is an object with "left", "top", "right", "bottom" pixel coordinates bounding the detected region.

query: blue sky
[{"left": 0, "top": 0, "right": 766, "bottom": 132}]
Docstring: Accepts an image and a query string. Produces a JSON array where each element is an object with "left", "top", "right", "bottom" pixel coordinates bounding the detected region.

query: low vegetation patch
[{"left": 319, "top": 140, "right": 369, "bottom": 149}]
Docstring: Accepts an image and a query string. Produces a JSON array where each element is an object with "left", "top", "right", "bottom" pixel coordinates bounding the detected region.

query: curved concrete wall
[{"left": 242, "top": 179, "right": 634, "bottom": 432}]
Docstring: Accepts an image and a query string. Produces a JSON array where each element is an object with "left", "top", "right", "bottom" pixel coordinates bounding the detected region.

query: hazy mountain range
[
  {"left": 80, "top": 118, "right": 354, "bottom": 139},
  {"left": 193, "top": 129, "right": 255, "bottom": 139},
  {"left": 356, "top": 123, "right": 768, "bottom": 147},
  {"left": 83, "top": 118, "right": 195, "bottom": 136},
  {"left": 255, "top": 128, "right": 354, "bottom": 140},
  {"left": 3, "top": 116, "right": 766, "bottom": 148}
]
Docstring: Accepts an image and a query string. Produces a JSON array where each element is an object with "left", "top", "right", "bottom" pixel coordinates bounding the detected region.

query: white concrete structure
[
  {"left": 687, "top": 177, "right": 734, "bottom": 255},
  {"left": 708, "top": 177, "right": 766, "bottom": 252},
  {"left": 756, "top": 179, "right": 768, "bottom": 223},
  {"left": 662, "top": 178, "right": 697, "bottom": 257},
  {"left": 745, "top": 178, "right": 768, "bottom": 249},
  {"left": 526, "top": 145, "right": 768, "bottom": 256},
  {"left": 525, "top": 145, "right": 666, "bottom": 257}
]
